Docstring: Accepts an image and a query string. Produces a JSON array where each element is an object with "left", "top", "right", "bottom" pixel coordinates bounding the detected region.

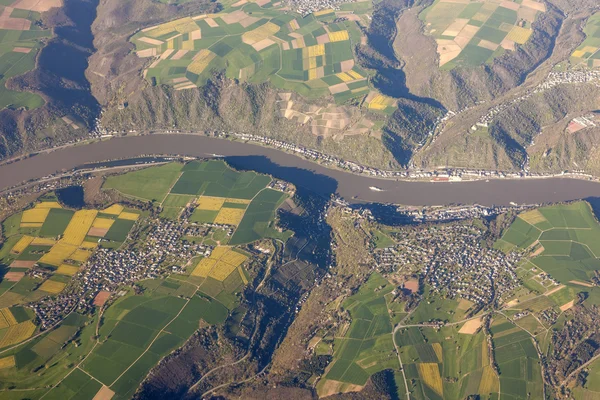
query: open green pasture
[
  {"left": 319, "top": 273, "right": 398, "bottom": 390},
  {"left": 0, "top": 12, "right": 51, "bottom": 111},
  {"left": 495, "top": 202, "right": 600, "bottom": 304},
  {"left": 489, "top": 316, "right": 543, "bottom": 399}
]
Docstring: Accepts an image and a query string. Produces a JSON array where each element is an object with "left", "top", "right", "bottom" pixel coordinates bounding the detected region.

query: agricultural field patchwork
[
  {"left": 395, "top": 325, "right": 499, "bottom": 400},
  {"left": 570, "top": 12, "right": 600, "bottom": 69},
  {"left": 0, "top": 0, "right": 59, "bottom": 110},
  {"left": 420, "top": 0, "right": 546, "bottom": 68},
  {"left": 317, "top": 273, "right": 399, "bottom": 396},
  {"left": 130, "top": 1, "right": 387, "bottom": 105},
  {"left": 105, "top": 160, "right": 290, "bottom": 244},
  {"left": 495, "top": 201, "right": 600, "bottom": 306},
  {"left": 0, "top": 196, "right": 140, "bottom": 350}
]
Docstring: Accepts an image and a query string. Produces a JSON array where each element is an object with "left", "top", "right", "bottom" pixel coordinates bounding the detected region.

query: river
[{"left": 2, "top": 134, "right": 600, "bottom": 206}]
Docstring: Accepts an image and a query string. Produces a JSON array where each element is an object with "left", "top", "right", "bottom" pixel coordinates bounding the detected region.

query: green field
[
  {"left": 420, "top": 0, "right": 545, "bottom": 69},
  {"left": 104, "top": 160, "right": 290, "bottom": 244},
  {"left": 317, "top": 273, "right": 398, "bottom": 395},
  {"left": 570, "top": 12, "right": 600, "bottom": 69},
  {"left": 495, "top": 202, "right": 600, "bottom": 305},
  {"left": 489, "top": 316, "right": 544, "bottom": 399},
  {"left": 130, "top": 0, "right": 381, "bottom": 104},
  {"left": 395, "top": 325, "right": 499, "bottom": 400},
  {"left": 0, "top": 6, "right": 52, "bottom": 110}
]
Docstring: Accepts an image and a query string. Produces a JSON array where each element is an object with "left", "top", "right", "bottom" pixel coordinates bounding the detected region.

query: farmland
[
  {"left": 104, "top": 160, "right": 290, "bottom": 244},
  {"left": 489, "top": 315, "right": 544, "bottom": 399},
  {"left": 0, "top": 197, "right": 141, "bottom": 351},
  {"left": 129, "top": 0, "right": 396, "bottom": 107},
  {"left": 570, "top": 12, "right": 600, "bottom": 69},
  {"left": 317, "top": 273, "right": 399, "bottom": 396},
  {"left": 420, "top": 0, "right": 546, "bottom": 68},
  {"left": 0, "top": 0, "right": 60, "bottom": 110},
  {"left": 495, "top": 201, "right": 600, "bottom": 305},
  {"left": 395, "top": 325, "right": 498, "bottom": 400}
]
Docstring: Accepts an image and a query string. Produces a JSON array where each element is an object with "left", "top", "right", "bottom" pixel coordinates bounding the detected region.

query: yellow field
[
  {"left": 39, "top": 242, "right": 78, "bottom": 266},
  {"left": 519, "top": 209, "right": 547, "bottom": 225},
  {"left": 308, "top": 68, "right": 318, "bottom": 80},
  {"left": 63, "top": 210, "right": 98, "bottom": 246},
  {"left": 36, "top": 202, "right": 62, "bottom": 209},
  {"left": 506, "top": 26, "right": 533, "bottom": 44},
  {"left": 328, "top": 30, "right": 349, "bottom": 42},
  {"left": 102, "top": 204, "right": 124, "bottom": 215},
  {"left": 221, "top": 249, "right": 247, "bottom": 266},
  {"left": 11, "top": 236, "right": 34, "bottom": 254},
  {"left": 20, "top": 223, "right": 42, "bottom": 228},
  {"left": 187, "top": 50, "right": 216, "bottom": 74},
  {"left": 119, "top": 212, "right": 139, "bottom": 221},
  {"left": 417, "top": 363, "right": 443, "bottom": 396},
  {"left": 226, "top": 198, "right": 251, "bottom": 204},
  {"left": 210, "top": 246, "right": 229, "bottom": 259},
  {"left": 198, "top": 196, "right": 226, "bottom": 211},
  {"left": 81, "top": 241, "right": 98, "bottom": 249},
  {"left": 238, "top": 266, "right": 248, "bottom": 284},
  {"left": 191, "top": 258, "right": 217, "bottom": 277},
  {"left": 92, "top": 218, "right": 115, "bottom": 229},
  {"left": 70, "top": 249, "right": 92, "bottom": 263},
  {"left": 347, "top": 70, "right": 363, "bottom": 80},
  {"left": 432, "top": 343, "right": 443, "bottom": 362},
  {"left": 0, "top": 356, "right": 15, "bottom": 369},
  {"left": 56, "top": 264, "right": 80, "bottom": 276},
  {"left": 242, "top": 22, "right": 279, "bottom": 44},
  {"left": 145, "top": 17, "right": 197, "bottom": 38},
  {"left": 305, "top": 44, "right": 325, "bottom": 58},
  {"left": 478, "top": 365, "right": 499, "bottom": 394},
  {"left": 39, "top": 280, "right": 67, "bottom": 294},
  {"left": 289, "top": 20, "right": 299, "bottom": 30},
  {"left": 313, "top": 8, "right": 333, "bottom": 16},
  {"left": 208, "top": 260, "right": 238, "bottom": 280},
  {"left": 0, "top": 308, "right": 17, "bottom": 329},
  {"left": 336, "top": 72, "right": 354, "bottom": 82},
  {"left": 214, "top": 208, "right": 245, "bottom": 225},
  {"left": 21, "top": 208, "right": 50, "bottom": 224},
  {"left": 192, "top": 247, "right": 247, "bottom": 280},
  {"left": 31, "top": 237, "right": 56, "bottom": 246},
  {"left": 0, "top": 320, "right": 36, "bottom": 348}
]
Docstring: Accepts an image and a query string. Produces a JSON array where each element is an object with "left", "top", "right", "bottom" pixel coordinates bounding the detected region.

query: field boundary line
[{"left": 109, "top": 295, "right": 192, "bottom": 386}]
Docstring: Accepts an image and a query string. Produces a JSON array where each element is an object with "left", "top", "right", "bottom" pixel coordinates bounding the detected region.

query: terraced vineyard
[
  {"left": 130, "top": 0, "right": 396, "bottom": 110},
  {"left": 420, "top": 0, "right": 546, "bottom": 68}
]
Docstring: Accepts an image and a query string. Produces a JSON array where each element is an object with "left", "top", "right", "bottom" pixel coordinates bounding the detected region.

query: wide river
[{"left": 2, "top": 134, "right": 600, "bottom": 206}]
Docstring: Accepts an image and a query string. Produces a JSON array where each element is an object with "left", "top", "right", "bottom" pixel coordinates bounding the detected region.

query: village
[
  {"left": 32, "top": 216, "right": 213, "bottom": 329},
  {"left": 375, "top": 224, "right": 522, "bottom": 310}
]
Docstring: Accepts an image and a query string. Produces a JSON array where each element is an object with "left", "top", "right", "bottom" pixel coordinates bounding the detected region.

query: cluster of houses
[
  {"left": 33, "top": 217, "right": 213, "bottom": 329},
  {"left": 375, "top": 225, "right": 522, "bottom": 309},
  {"left": 288, "top": 0, "right": 353, "bottom": 16}
]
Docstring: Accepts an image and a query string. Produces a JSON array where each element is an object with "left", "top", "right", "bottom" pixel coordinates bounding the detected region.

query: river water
[{"left": 3, "top": 134, "right": 600, "bottom": 206}]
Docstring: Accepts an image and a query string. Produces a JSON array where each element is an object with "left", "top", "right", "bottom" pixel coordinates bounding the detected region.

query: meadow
[
  {"left": 420, "top": 0, "right": 546, "bottom": 68},
  {"left": 495, "top": 201, "right": 600, "bottom": 306},
  {"left": 129, "top": 0, "right": 396, "bottom": 109},
  {"left": 570, "top": 12, "right": 600, "bottom": 69}
]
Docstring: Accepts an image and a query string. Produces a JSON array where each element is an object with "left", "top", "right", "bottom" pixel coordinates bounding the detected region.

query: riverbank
[{"left": 1, "top": 134, "right": 600, "bottom": 206}]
